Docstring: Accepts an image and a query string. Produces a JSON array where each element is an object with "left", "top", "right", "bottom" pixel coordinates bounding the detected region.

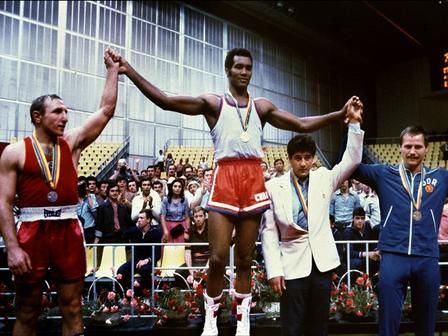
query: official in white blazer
[{"left": 261, "top": 97, "right": 364, "bottom": 336}]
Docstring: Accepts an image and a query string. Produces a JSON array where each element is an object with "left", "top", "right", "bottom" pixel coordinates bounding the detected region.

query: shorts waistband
[
  {"left": 18, "top": 205, "right": 78, "bottom": 222},
  {"left": 216, "top": 157, "right": 262, "bottom": 165}
]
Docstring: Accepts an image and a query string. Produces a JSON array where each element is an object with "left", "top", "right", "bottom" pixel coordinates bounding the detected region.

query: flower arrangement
[
  {"left": 87, "top": 287, "right": 151, "bottom": 326},
  {"left": 332, "top": 273, "right": 378, "bottom": 320},
  {"left": 151, "top": 286, "right": 193, "bottom": 326},
  {"left": 251, "top": 262, "right": 280, "bottom": 310},
  {"left": 0, "top": 282, "right": 14, "bottom": 320}
]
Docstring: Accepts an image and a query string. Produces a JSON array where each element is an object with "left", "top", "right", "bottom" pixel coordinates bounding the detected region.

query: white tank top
[{"left": 210, "top": 94, "right": 264, "bottom": 161}]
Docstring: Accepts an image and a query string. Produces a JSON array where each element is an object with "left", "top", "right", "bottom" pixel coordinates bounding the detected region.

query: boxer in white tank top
[{"left": 113, "top": 47, "right": 359, "bottom": 336}]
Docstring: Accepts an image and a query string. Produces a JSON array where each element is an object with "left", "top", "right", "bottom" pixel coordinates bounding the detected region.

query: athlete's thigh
[
  {"left": 234, "top": 214, "right": 262, "bottom": 258},
  {"left": 207, "top": 211, "right": 234, "bottom": 258}
]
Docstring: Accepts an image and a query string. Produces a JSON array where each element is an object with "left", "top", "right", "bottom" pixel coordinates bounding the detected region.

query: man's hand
[
  {"left": 162, "top": 231, "right": 169, "bottom": 243},
  {"left": 268, "top": 276, "right": 286, "bottom": 296},
  {"left": 104, "top": 48, "right": 120, "bottom": 72},
  {"left": 106, "top": 48, "right": 130, "bottom": 75},
  {"left": 368, "top": 250, "right": 380, "bottom": 261},
  {"left": 7, "top": 246, "right": 32, "bottom": 276},
  {"left": 344, "top": 96, "right": 363, "bottom": 124},
  {"left": 136, "top": 258, "right": 149, "bottom": 269}
]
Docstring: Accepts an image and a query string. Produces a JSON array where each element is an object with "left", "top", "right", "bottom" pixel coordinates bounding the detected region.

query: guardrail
[{"left": 0, "top": 240, "right": 447, "bottom": 320}]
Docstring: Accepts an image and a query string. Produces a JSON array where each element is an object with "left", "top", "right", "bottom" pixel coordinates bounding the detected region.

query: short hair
[
  {"left": 116, "top": 175, "right": 128, "bottom": 183},
  {"left": 152, "top": 179, "right": 163, "bottom": 188},
  {"left": 29, "top": 94, "right": 62, "bottom": 125},
  {"left": 86, "top": 175, "right": 97, "bottom": 184},
  {"left": 274, "top": 158, "right": 284, "bottom": 165},
  {"left": 193, "top": 206, "right": 206, "bottom": 215},
  {"left": 128, "top": 178, "right": 139, "bottom": 189},
  {"left": 352, "top": 207, "right": 366, "bottom": 218},
  {"left": 77, "top": 181, "right": 87, "bottom": 198},
  {"left": 140, "top": 176, "right": 151, "bottom": 185},
  {"left": 287, "top": 135, "right": 316, "bottom": 158},
  {"left": 399, "top": 126, "right": 428, "bottom": 147},
  {"left": 106, "top": 181, "right": 118, "bottom": 194},
  {"left": 225, "top": 48, "right": 253, "bottom": 71},
  {"left": 98, "top": 179, "right": 109, "bottom": 186},
  {"left": 183, "top": 164, "right": 193, "bottom": 173},
  {"left": 139, "top": 209, "right": 153, "bottom": 220}
]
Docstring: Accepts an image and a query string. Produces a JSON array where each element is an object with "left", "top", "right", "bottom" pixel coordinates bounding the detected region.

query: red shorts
[
  {"left": 207, "top": 158, "right": 271, "bottom": 216},
  {"left": 15, "top": 219, "right": 86, "bottom": 284}
]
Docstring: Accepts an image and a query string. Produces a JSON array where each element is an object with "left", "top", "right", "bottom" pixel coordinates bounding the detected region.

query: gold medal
[
  {"left": 240, "top": 131, "right": 250, "bottom": 143},
  {"left": 412, "top": 210, "right": 422, "bottom": 221},
  {"left": 226, "top": 91, "right": 252, "bottom": 143}
]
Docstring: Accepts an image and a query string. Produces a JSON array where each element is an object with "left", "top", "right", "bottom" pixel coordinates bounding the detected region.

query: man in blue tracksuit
[{"left": 354, "top": 126, "right": 448, "bottom": 336}]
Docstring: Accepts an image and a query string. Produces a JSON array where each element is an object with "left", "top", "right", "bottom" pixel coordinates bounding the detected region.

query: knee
[
  {"left": 234, "top": 253, "right": 253, "bottom": 271},
  {"left": 59, "top": 296, "right": 82, "bottom": 318},
  {"left": 15, "top": 301, "right": 41, "bottom": 323},
  {"left": 208, "top": 253, "right": 227, "bottom": 270}
]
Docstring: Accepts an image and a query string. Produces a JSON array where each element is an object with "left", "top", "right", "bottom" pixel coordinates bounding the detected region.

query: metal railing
[{"left": 0, "top": 239, "right": 447, "bottom": 320}]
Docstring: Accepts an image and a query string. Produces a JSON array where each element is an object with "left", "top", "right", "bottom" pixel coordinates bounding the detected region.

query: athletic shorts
[
  {"left": 207, "top": 158, "right": 271, "bottom": 216},
  {"left": 15, "top": 219, "right": 86, "bottom": 284}
]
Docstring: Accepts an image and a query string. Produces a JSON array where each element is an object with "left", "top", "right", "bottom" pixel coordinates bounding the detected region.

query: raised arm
[
  {"left": 111, "top": 49, "right": 218, "bottom": 118},
  {"left": 0, "top": 144, "right": 32, "bottom": 276},
  {"left": 259, "top": 96, "right": 362, "bottom": 133},
  {"left": 64, "top": 48, "right": 119, "bottom": 154}
]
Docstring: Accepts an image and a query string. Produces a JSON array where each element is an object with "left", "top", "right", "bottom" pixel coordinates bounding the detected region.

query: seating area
[
  {"left": 165, "top": 146, "right": 214, "bottom": 168},
  {"left": 77, "top": 142, "right": 122, "bottom": 176},
  {"left": 166, "top": 145, "right": 322, "bottom": 169},
  {"left": 263, "top": 145, "right": 288, "bottom": 167},
  {"left": 367, "top": 141, "right": 448, "bottom": 168}
]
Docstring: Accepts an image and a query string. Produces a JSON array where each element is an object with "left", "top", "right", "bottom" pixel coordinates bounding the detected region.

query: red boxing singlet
[{"left": 17, "top": 137, "right": 78, "bottom": 207}]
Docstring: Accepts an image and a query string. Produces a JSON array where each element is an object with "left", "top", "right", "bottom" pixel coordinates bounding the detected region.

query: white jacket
[{"left": 261, "top": 125, "right": 364, "bottom": 280}]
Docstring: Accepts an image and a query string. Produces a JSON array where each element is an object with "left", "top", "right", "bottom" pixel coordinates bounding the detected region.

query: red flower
[
  {"left": 346, "top": 298, "right": 354, "bottom": 308},
  {"left": 355, "top": 277, "right": 365, "bottom": 286}
]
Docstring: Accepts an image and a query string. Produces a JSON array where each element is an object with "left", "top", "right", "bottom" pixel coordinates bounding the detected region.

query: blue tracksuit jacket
[{"left": 354, "top": 163, "right": 448, "bottom": 258}]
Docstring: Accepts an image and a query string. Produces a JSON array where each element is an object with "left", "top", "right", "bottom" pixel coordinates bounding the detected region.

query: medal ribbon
[
  {"left": 290, "top": 170, "right": 308, "bottom": 218},
  {"left": 225, "top": 91, "right": 252, "bottom": 131},
  {"left": 31, "top": 132, "right": 60, "bottom": 190},
  {"left": 398, "top": 162, "right": 424, "bottom": 211}
]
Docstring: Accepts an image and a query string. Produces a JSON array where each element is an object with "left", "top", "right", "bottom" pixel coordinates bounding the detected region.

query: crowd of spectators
[{"left": 75, "top": 151, "right": 448, "bottom": 292}]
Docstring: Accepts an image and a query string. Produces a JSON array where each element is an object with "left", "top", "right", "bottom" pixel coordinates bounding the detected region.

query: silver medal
[{"left": 47, "top": 190, "right": 58, "bottom": 203}]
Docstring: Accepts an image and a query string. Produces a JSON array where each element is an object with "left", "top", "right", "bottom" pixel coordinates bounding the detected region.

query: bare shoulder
[
  {"left": 0, "top": 140, "right": 25, "bottom": 171},
  {"left": 200, "top": 93, "right": 222, "bottom": 112},
  {"left": 253, "top": 97, "right": 276, "bottom": 116}
]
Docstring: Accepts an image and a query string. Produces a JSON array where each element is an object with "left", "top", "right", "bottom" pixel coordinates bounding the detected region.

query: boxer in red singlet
[{"left": 0, "top": 49, "right": 120, "bottom": 336}]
